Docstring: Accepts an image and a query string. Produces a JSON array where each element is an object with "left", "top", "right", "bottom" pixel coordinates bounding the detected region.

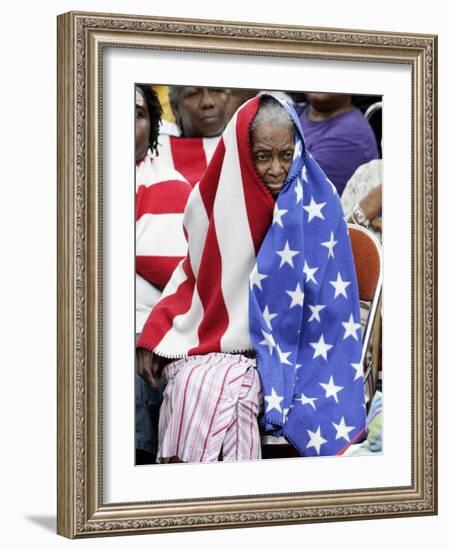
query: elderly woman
[
  {"left": 135, "top": 84, "right": 192, "bottom": 463},
  {"left": 137, "top": 94, "right": 366, "bottom": 463},
  {"left": 157, "top": 86, "right": 231, "bottom": 186}
]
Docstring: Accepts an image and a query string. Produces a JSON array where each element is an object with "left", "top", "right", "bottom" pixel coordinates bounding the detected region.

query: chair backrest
[
  {"left": 348, "top": 224, "right": 383, "bottom": 389},
  {"left": 348, "top": 224, "right": 382, "bottom": 302},
  {"left": 364, "top": 101, "right": 382, "bottom": 123}
]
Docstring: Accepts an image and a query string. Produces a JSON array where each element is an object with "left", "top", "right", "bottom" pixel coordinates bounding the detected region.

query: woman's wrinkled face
[
  {"left": 174, "top": 87, "right": 229, "bottom": 138},
  {"left": 251, "top": 123, "right": 295, "bottom": 197},
  {"left": 135, "top": 87, "right": 150, "bottom": 161}
]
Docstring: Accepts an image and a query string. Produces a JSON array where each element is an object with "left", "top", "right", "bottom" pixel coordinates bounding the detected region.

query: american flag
[
  {"left": 136, "top": 152, "right": 191, "bottom": 289},
  {"left": 135, "top": 152, "right": 192, "bottom": 332},
  {"left": 249, "top": 100, "right": 366, "bottom": 456},
  {"left": 157, "top": 134, "right": 221, "bottom": 187},
  {"left": 137, "top": 96, "right": 274, "bottom": 357}
]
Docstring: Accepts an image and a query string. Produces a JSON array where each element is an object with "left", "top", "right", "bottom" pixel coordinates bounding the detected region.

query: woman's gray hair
[
  {"left": 250, "top": 95, "right": 295, "bottom": 134},
  {"left": 168, "top": 86, "right": 184, "bottom": 110}
]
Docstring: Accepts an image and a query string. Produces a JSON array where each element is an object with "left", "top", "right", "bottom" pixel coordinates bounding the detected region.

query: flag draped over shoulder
[
  {"left": 248, "top": 100, "right": 366, "bottom": 456},
  {"left": 137, "top": 96, "right": 274, "bottom": 357}
]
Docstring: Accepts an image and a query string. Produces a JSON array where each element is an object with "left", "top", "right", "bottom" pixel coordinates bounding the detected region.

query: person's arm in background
[
  {"left": 349, "top": 184, "right": 382, "bottom": 231},
  {"left": 136, "top": 348, "right": 170, "bottom": 388}
]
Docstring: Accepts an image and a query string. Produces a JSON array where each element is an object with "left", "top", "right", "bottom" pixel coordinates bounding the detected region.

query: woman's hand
[
  {"left": 136, "top": 349, "right": 169, "bottom": 388},
  {"left": 371, "top": 217, "right": 382, "bottom": 233}
]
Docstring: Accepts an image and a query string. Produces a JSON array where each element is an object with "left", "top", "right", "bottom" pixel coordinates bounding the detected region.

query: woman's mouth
[{"left": 265, "top": 181, "right": 285, "bottom": 195}]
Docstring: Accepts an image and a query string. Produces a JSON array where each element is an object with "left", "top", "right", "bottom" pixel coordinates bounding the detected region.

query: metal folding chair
[{"left": 347, "top": 223, "right": 383, "bottom": 404}]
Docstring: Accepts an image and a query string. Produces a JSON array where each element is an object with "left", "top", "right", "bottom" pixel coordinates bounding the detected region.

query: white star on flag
[
  {"left": 342, "top": 313, "right": 361, "bottom": 340},
  {"left": 351, "top": 361, "right": 364, "bottom": 381},
  {"left": 262, "top": 305, "right": 278, "bottom": 330},
  {"left": 306, "top": 426, "right": 327, "bottom": 454},
  {"left": 296, "top": 393, "right": 318, "bottom": 410},
  {"left": 264, "top": 387, "right": 284, "bottom": 413},
  {"left": 301, "top": 164, "right": 308, "bottom": 182},
  {"left": 259, "top": 330, "right": 276, "bottom": 355},
  {"left": 272, "top": 203, "right": 288, "bottom": 227},
  {"left": 321, "top": 231, "right": 338, "bottom": 258},
  {"left": 294, "top": 177, "right": 303, "bottom": 203},
  {"left": 333, "top": 417, "right": 355, "bottom": 442},
  {"left": 293, "top": 139, "right": 303, "bottom": 160},
  {"left": 303, "top": 260, "right": 319, "bottom": 284},
  {"left": 320, "top": 375, "right": 344, "bottom": 403},
  {"left": 330, "top": 272, "right": 351, "bottom": 299},
  {"left": 310, "top": 334, "right": 333, "bottom": 360},
  {"left": 276, "top": 241, "right": 300, "bottom": 268},
  {"left": 276, "top": 344, "right": 292, "bottom": 365},
  {"left": 304, "top": 197, "right": 326, "bottom": 222},
  {"left": 308, "top": 304, "right": 326, "bottom": 322},
  {"left": 249, "top": 264, "right": 268, "bottom": 291},
  {"left": 286, "top": 283, "right": 304, "bottom": 308}
]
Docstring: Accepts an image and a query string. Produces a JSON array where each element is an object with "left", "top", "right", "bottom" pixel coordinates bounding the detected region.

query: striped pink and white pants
[{"left": 158, "top": 353, "right": 263, "bottom": 463}]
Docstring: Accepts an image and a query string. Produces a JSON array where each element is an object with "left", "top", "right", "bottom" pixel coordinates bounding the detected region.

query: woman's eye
[
  {"left": 282, "top": 151, "right": 294, "bottom": 160},
  {"left": 184, "top": 89, "right": 200, "bottom": 98},
  {"left": 255, "top": 153, "right": 269, "bottom": 162}
]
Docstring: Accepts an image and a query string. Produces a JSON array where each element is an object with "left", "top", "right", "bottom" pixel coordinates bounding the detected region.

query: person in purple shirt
[{"left": 296, "top": 93, "right": 379, "bottom": 195}]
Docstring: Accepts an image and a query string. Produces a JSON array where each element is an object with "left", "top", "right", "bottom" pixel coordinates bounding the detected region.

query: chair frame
[
  {"left": 347, "top": 223, "right": 383, "bottom": 391},
  {"left": 363, "top": 100, "right": 383, "bottom": 122}
]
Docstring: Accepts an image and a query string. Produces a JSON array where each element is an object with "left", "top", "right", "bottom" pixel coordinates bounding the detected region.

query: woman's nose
[
  {"left": 269, "top": 157, "right": 283, "bottom": 175},
  {"left": 199, "top": 89, "right": 215, "bottom": 109}
]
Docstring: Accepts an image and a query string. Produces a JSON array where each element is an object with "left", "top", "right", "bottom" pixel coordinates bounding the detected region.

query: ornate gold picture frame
[{"left": 57, "top": 11, "right": 437, "bottom": 538}]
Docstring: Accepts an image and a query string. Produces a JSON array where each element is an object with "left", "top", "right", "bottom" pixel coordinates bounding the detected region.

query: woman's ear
[
  {"left": 170, "top": 101, "right": 179, "bottom": 123},
  {"left": 171, "top": 102, "right": 183, "bottom": 134}
]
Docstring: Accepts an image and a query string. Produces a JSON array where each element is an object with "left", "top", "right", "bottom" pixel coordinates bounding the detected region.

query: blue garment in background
[{"left": 297, "top": 105, "right": 379, "bottom": 196}]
